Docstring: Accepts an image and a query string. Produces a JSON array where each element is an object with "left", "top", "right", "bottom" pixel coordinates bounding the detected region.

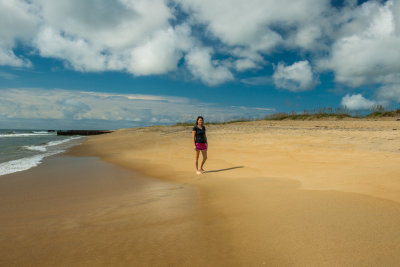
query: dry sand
[{"left": 2, "top": 119, "right": 400, "bottom": 266}]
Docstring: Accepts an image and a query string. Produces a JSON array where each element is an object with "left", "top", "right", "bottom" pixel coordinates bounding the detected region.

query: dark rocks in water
[
  {"left": 57, "top": 130, "right": 113, "bottom": 136},
  {"left": 47, "top": 130, "right": 56, "bottom": 132}
]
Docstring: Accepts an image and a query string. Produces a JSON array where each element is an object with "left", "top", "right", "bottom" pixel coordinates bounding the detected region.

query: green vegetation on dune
[
  {"left": 174, "top": 118, "right": 253, "bottom": 126},
  {"left": 366, "top": 109, "right": 400, "bottom": 118},
  {"left": 265, "top": 112, "right": 351, "bottom": 121},
  {"left": 173, "top": 107, "right": 400, "bottom": 126}
]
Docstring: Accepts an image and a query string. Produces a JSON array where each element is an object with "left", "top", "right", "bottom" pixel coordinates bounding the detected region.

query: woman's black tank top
[{"left": 192, "top": 125, "right": 206, "bottom": 143}]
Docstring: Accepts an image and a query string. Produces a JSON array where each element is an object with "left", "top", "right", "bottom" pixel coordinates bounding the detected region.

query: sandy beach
[{"left": 2, "top": 119, "right": 400, "bottom": 266}]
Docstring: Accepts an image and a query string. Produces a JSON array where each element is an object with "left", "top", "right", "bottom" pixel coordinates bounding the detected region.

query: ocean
[{"left": 0, "top": 129, "right": 87, "bottom": 176}]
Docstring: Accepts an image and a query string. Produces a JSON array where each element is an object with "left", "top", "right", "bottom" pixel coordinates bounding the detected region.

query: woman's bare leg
[
  {"left": 194, "top": 149, "right": 200, "bottom": 171},
  {"left": 200, "top": 149, "right": 207, "bottom": 172}
]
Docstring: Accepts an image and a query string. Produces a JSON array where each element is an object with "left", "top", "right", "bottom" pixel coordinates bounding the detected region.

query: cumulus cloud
[
  {"left": 1, "top": 0, "right": 197, "bottom": 78},
  {"left": 0, "top": 48, "right": 32, "bottom": 67},
  {"left": 128, "top": 24, "right": 193, "bottom": 75},
  {"left": 35, "top": 0, "right": 173, "bottom": 49},
  {"left": 32, "top": 0, "right": 191, "bottom": 75},
  {"left": 0, "top": 0, "right": 37, "bottom": 67},
  {"left": 185, "top": 47, "right": 234, "bottom": 86},
  {"left": 376, "top": 84, "right": 400, "bottom": 105},
  {"left": 341, "top": 94, "right": 376, "bottom": 110},
  {"left": 0, "top": 0, "right": 332, "bottom": 85},
  {"left": 234, "top": 59, "right": 259, "bottom": 72},
  {"left": 34, "top": 27, "right": 107, "bottom": 71},
  {"left": 0, "top": 88, "right": 274, "bottom": 129},
  {"left": 175, "top": 0, "right": 333, "bottom": 74},
  {"left": 1, "top": 0, "right": 400, "bottom": 93},
  {"left": 273, "top": 61, "right": 316, "bottom": 92},
  {"left": 318, "top": 0, "right": 400, "bottom": 87},
  {"left": 176, "top": 0, "right": 329, "bottom": 46}
]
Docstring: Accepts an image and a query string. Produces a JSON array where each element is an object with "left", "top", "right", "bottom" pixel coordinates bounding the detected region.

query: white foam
[
  {"left": 0, "top": 151, "right": 60, "bottom": 176},
  {"left": 21, "top": 136, "right": 83, "bottom": 152},
  {"left": 1, "top": 136, "right": 85, "bottom": 176},
  {"left": 46, "top": 136, "right": 82, "bottom": 146},
  {"left": 0, "top": 132, "right": 55, "bottom": 138},
  {"left": 22, "top": 145, "right": 47, "bottom": 152}
]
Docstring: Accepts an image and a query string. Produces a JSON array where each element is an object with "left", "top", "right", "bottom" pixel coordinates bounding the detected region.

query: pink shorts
[{"left": 195, "top": 143, "right": 207, "bottom": 151}]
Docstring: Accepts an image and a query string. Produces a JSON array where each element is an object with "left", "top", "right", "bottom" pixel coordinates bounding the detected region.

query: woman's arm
[
  {"left": 192, "top": 130, "right": 196, "bottom": 149},
  {"left": 204, "top": 132, "right": 208, "bottom": 144}
]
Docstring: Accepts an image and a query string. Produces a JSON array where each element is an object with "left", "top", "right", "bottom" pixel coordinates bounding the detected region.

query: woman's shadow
[{"left": 204, "top": 166, "right": 244, "bottom": 173}]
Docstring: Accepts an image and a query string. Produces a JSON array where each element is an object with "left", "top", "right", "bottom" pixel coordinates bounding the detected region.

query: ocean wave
[
  {"left": 1, "top": 136, "right": 85, "bottom": 176},
  {"left": 0, "top": 132, "right": 55, "bottom": 138},
  {"left": 22, "top": 136, "right": 82, "bottom": 152},
  {"left": 0, "top": 151, "right": 61, "bottom": 176},
  {"left": 46, "top": 136, "right": 82, "bottom": 146},
  {"left": 22, "top": 145, "right": 47, "bottom": 152}
]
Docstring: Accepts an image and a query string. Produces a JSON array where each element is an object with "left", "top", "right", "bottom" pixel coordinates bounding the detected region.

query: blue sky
[{"left": 0, "top": 0, "right": 399, "bottom": 129}]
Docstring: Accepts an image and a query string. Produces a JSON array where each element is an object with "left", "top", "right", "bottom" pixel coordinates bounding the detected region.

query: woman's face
[{"left": 198, "top": 118, "right": 203, "bottom": 125}]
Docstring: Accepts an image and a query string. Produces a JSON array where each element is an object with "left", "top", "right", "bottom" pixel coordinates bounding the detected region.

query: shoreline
[
  {"left": 2, "top": 119, "right": 400, "bottom": 265},
  {"left": 0, "top": 153, "right": 230, "bottom": 266}
]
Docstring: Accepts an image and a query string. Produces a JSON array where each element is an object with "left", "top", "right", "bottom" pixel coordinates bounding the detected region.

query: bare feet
[
  {"left": 200, "top": 168, "right": 205, "bottom": 173},
  {"left": 196, "top": 170, "right": 202, "bottom": 175}
]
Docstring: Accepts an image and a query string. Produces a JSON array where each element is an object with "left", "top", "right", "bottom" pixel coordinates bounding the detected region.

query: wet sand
[
  {"left": 0, "top": 155, "right": 227, "bottom": 266},
  {"left": 2, "top": 119, "right": 400, "bottom": 266}
]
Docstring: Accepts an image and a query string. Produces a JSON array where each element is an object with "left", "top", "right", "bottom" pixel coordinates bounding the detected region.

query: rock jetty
[{"left": 57, "top": 130, "right": 113, "bottom": 136}]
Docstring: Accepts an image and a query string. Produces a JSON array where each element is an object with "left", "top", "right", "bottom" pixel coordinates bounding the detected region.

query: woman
[{"left": 192, "top": 116, "right": 208, "bottom": 175}]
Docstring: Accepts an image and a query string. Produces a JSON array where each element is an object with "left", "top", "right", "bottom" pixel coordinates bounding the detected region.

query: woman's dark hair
[{"left": 195, "top": 116, "right": 204, "bottom": 126}]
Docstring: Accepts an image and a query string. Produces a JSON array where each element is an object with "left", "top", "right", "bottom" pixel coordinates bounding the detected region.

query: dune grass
[
  {"left": 365, "top": 109, "right": 400, "bottom": 118},
  {"left": 172, "top": 106, "right": 400, "bottom": 126}
]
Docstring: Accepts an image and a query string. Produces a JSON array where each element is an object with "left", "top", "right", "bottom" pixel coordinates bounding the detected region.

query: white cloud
[
  {"left": 0, "top": 0, "right": 335, "bottom": 85},
  {"left": 318, "top": 1, "right": 400, "bottom": 87},
  {"left": 376, "top": 84, "right": 400, "bottom": 105},
  {"left": 273, "top": 61, "right": 316, "bottom": 92},
  {"left": 0, "top": 48, "right": 32, "bottom": 67},
  {"left": 35, "top": 0, "right": 173, "bottom": 50},
  {"left": 56, "top": 98, "right": 91, "bottom": 119},
  {"left": 292, "top": 24, "right": 323, "bottom": 49},
  {"left": 79, "top": 91, "right": 190, "bottom": 103},
  {"left": 34, "top": 27, "right": 107, "bottom": 71},
  {"left": 394, "top": 0, "right": 400, "bottom": 35},
  {"left": 128, "top": 24, "right": 193, "bottom": 75},
  {"left": 0, "top": 0, "right": 37, "bottom": 67},
  {"left": 0, "top": 88, "right": 275, "bottom": 129},
  {"left": 32, "top": 0, "right": 190, "bottom": 75},
  {"left": 341, "top": 94, "right": 376, "bottom": 110},
  {"left": 1, "top": 0, "right": 400, "bottom": 92},
  {"left": 176, "top": 0, "right": 329, "bottom": 46},
  {"left": 0, "top": 0, "right": 38, "bottom": 45},
  {"left": 185, "top": 47, "right": 234, "bottom": 86},
  {"left": 234, "top": 59, "right": 258, "bottom": 72},
  {"left": 175, "top": 0, "right": 332, "bottom": 74},
  {"left": 1, "top": 0, "right": 197, "bottom": 77}
]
